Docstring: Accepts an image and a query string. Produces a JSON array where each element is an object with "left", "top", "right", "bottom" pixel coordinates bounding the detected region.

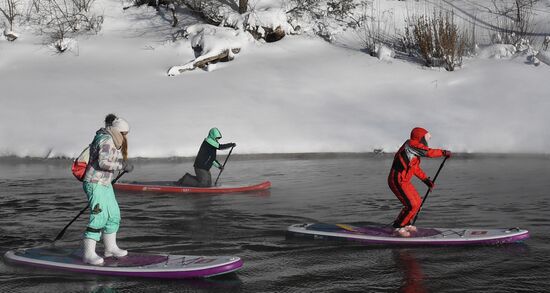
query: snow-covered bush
[
  {"left": 0, "top": 0, "right": 19, "bottom": 41},
  {"left": 490, "top": 0, "right": 536, "bottom": 45},
  {"left": 353, "top": 1, "right": 396, "bottom": 56},
  {"left": 34, "top": 0, "right": 103, "bottom": 52},
  {"left": 173, "top": 0, "right": 292, "bottom": 42},
  {"left": 543, "top": 36, "right": 549, "bottom": 51},
  {"left": 51, "top": 37, "right": 77, "bottom": 53},
  {"left": 408, "top": 11, "right": 467, "bottom": 71},
  {"left": 167, "top": 24, "right": 252, "bottom": 76},
  {"left": 286, "top": 0, "right": 358, "bottom": 42},
  {"left": 478, "top": 44, "right": 516, "bottom": 59}
]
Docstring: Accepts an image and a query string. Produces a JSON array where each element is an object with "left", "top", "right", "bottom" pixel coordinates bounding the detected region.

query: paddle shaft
[
  {"left": 411, "top": 156, "right": 449, "bottom": 225},
  {"left": 53, "top": 171, "right": 127, "bottom": 242},
  {"left": 214, "top": 146, "right": 235, "bottom": 186}
]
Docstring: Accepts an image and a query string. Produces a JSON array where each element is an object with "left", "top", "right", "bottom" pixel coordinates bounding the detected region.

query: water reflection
[
  {"left": 394, "top": 250, "right": 427, "bottom": 293},
  {"left": 84, "top": 274, "right": 243, "bottom": 292}
]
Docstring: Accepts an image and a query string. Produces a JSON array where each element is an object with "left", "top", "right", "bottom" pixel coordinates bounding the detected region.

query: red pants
[{"left": 388, "top": 170, "right": 422, "bottom": 228}]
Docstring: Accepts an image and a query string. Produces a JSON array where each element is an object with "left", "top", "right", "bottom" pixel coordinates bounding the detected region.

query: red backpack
[{"left": 71, "top": 146, "right": 90, "bottom": 181}]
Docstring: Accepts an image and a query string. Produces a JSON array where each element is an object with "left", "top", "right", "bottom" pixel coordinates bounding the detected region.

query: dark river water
[{"left": 0, "top": 154, "right": 549, "bottom": 293}]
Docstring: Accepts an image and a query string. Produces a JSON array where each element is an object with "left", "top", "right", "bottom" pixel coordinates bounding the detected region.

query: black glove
[
  {"left": 423, "top": 178, "right": 434, "bottom": 190},
  {"left": 442, "top": 150, "right": 452, "bottom": 158},
  {"left": 122, "top": 161, "right": 134, "bottom": 173},
  {"left": 229, "top": 142, "right": 236, "bottom": 148}
]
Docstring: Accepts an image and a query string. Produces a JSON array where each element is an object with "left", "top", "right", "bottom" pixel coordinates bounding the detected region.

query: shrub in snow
[
  {"left": 490, "top": 0, "right": 536, "bottom": 46},
  {"left": 491, "top": 33, "right": 502, "bottom": 44},
  {"left": 175, "top": 1, "right": 292, "bottom": 42},
  {"left": 51, "top": 37, "right": 77, "bottom": 53},
  {"left": 167, "top": 24, "right": 252, "bottom": 76},
  {"left": 286, "top": 0, "right": 358, "bottom": 42},
  {"left": 543, "top": 36, "right": 549, "bottom": 51},
  {"left": 33, "top": 0, "right": 103, "bottom": 52},
  {"left": 125, "top": 0, "right": 179, "bottom": 27},
  {"left": 515, "top": 38, "right": 531, "bottom": 52},
  {"left": 354, "top": 1, "right": 396, "bottom": 56},
  {"left": 408, "top": 11, "right": 467, "bottom": 71}
]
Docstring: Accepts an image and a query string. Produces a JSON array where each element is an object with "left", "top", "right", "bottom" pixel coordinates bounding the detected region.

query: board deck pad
[
  {"left": 114, "top": 180, "right": 271, "bottom": 194},
  {"left": 288, "top": 223, "right": 529, "bottom": 246},
  {"left": 4, "top": 247, "right": 243, "bottom": 279}
]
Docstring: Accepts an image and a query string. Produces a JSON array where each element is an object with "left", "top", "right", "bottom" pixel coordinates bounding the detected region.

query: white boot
[
  {"left": 404, "top": 225, "right": 417, "bottom": 232},
  {"left": 103, "top": 232, "right": 128, "bottom": 258},
  {"left": 394, "top": 227, "right": 411, "bottom": 237},
  {"left": 82, "top": 238, "right": 104, "bottom": 265}
]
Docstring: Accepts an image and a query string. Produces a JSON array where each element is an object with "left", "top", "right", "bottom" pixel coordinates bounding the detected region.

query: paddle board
[
  {"left": 4, "top": 247, "right": 243, "bottom": 279},
  {"left": 114, "top": 181, "right": 271, "bottom": 194},
  {"left": 287, "top": 223, "right": 529, "bottom": 246}
]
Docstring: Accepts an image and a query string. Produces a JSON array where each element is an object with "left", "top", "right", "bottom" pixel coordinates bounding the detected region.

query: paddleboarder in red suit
[{"left": 388, "top": 127, "right": 451, "bottom": 237}]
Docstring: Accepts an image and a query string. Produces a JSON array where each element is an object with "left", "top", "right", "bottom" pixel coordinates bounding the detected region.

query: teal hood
[{"left": 205, "top": 128, "right": 222, "bottom": 148}]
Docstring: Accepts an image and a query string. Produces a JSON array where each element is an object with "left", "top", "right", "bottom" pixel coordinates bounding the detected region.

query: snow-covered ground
[{"left": 0, "top": 0, "right": 549, "bottom": 158}]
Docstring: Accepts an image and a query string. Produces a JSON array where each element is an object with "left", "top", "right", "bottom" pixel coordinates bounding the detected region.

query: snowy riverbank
[{"left": 1, "top": 0, "right": 549, "bottom": 158}]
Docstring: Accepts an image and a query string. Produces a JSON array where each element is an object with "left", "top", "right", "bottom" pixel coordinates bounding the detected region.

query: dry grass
[{"left": 409, "top": 11, "right": 467, "bottom": 71}]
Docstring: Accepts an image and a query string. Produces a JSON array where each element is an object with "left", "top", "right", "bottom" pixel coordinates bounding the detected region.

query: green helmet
[{"left": 205, "top": 127, "right": 222, "bottom": 148}]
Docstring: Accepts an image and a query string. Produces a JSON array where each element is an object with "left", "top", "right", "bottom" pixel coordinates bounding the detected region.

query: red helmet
[
  {"left": 410, "top": 127, "right": 428, "bottom": 142},
  {"left": 410, "top": 127, "right": 430, "bottom": 146}
]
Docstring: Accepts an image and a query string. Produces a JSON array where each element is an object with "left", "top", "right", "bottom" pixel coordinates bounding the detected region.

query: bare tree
[
  {"left": 1, "top": 0, "right": 19, "bottom": 32},
  {"left": 239, "top": 0, "right": 247, "bottom": 14},
  {"left": 491, "top": 0, "right": 537, "bottom": 44}
]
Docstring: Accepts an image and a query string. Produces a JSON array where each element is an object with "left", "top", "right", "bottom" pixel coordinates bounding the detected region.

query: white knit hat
[{"left": 111, "top": 117, "right": 130, "bottom": 133}]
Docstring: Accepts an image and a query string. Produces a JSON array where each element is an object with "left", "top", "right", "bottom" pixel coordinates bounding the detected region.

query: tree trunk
[
  {"left": 515, "top": 0, "right": 521, "bottom": 23},
  {"left": 239, "top": 0, "right": 248, "bottom": 14}
]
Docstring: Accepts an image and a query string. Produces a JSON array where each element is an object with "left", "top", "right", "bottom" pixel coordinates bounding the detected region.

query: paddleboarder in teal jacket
[
  {"left": 82, "top": 115, "right": 134, "bottom": 265},
  {"left": 177, "top": 128, "right": 235, "bottom": 187}
]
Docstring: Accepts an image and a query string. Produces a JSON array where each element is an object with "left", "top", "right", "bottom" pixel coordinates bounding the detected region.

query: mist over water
[{"left": 1, "top": 154, "right": 549, "bottom": 292}]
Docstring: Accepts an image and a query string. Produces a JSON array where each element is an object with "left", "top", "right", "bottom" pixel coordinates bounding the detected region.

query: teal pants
[{"left": 83, "top": 182, "right": 121, "bottom": 241}]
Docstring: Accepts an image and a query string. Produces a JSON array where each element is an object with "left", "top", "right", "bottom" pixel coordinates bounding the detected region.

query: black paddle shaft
[
  {"left": 411, "top": 156, "right": 449, "bottom": 225},
  {"left": 53, "top": 171, "right": 127, "bottom": 242},
  {"left": 214, "top": 146, "right": 235, "bottom": 186}
]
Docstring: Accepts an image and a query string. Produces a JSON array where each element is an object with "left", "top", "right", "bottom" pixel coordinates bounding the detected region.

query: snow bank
[
  {"left": 537, "top": 50, "right": 550, "bottom": 66},
  {"left": 1, "top": 0, "right": 550, "bottom": 158},
  {"left": 478, "top": 44, "right": 517, "bottom": 59}
]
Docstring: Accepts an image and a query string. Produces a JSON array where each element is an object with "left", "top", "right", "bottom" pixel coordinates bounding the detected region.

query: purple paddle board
[
  {"left": 287, "top": 223, "right": 529, "bottom": 246},
  {"left": 3, "top": 247, "right": 243, "bottom": 279}
]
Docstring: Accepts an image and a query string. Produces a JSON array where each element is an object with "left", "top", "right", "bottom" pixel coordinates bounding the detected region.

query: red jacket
[{"left": 390, "top": 127, "right": 444, "bottom": 183}]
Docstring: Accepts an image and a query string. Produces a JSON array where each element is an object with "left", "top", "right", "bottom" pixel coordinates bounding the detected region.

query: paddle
[
  {"left": 411, "top": 156, "right": 449, "bottom": 225},
  {"left": 52, "top": 171, "right": 127, "bottom": 242},
  {"left": 214, "top": 145, "right": 235, "bottom": 186}
]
